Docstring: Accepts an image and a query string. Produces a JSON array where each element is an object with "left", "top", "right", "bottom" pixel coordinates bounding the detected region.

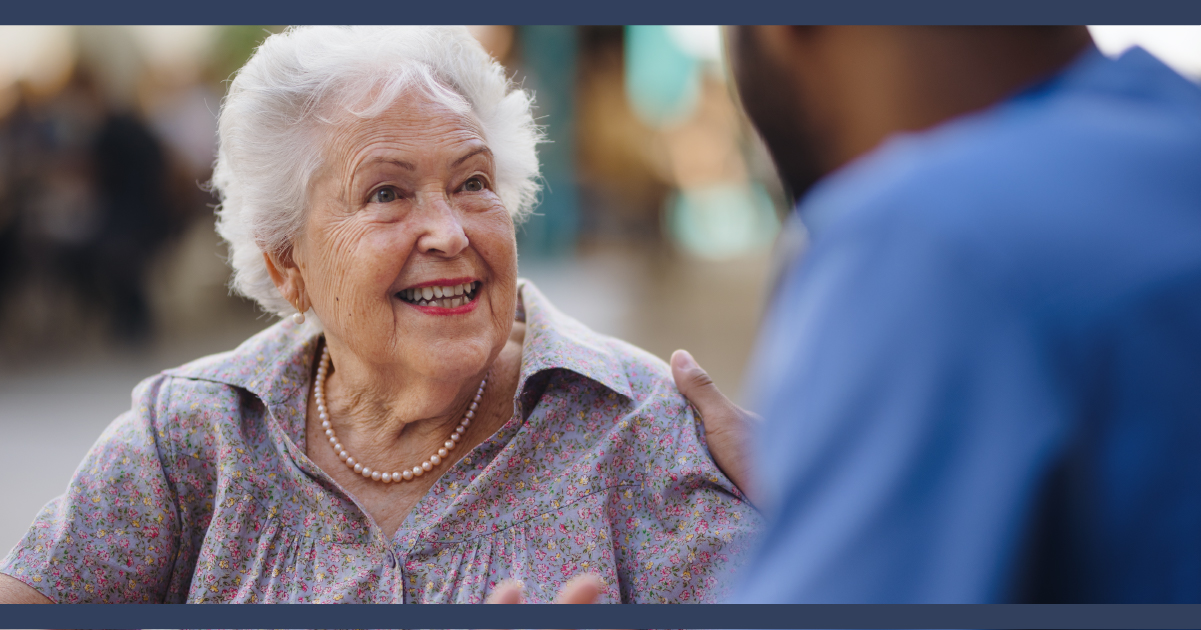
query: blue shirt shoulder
[{"left": 740, "top": 47, "right": 1201, "bottom": 603}]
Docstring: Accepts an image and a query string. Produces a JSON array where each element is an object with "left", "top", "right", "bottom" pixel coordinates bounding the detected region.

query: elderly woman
[{"left": 0, "top": 25, "right": 760, "bottom": 604}]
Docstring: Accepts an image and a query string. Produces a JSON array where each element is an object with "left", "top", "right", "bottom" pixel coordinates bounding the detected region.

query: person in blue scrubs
[
  {"left": 486, "top": 26, "right": 1201, "bottom": 606},
  {"left": 669, "top": 26, "right": 1201, "bottom": 603}
]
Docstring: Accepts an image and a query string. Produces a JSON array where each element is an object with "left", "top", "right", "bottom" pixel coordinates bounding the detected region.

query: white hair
[{"left": 210, "top": 25, "right": 541, "bottom": 317}]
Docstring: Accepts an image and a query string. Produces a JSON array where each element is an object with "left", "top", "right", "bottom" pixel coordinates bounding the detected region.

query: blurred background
[{"left": 0, "top": 25, "right": 1198, "bottom": 555}]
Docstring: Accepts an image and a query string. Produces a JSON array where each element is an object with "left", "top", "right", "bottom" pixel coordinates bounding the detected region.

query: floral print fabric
[{"left": 1, "top": 280, "right": 761, "bottom": 603}]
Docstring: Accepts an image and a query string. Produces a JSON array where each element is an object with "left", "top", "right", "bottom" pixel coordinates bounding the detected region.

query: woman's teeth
[{"left": 399, "top": 281, "right": 480, "bottom": 308}]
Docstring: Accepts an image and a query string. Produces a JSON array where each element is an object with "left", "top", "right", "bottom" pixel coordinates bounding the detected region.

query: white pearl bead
[{"left": 313, "top": 341, "right": 485, "bottom": 484}]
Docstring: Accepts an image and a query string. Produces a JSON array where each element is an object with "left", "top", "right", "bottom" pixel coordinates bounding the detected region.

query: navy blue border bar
[
  {"left": 3, "top": 604, "right": 1201, "bottom": 629},
  {"left": 5, "top": 0, "right": 1201, "bottom": 25}
]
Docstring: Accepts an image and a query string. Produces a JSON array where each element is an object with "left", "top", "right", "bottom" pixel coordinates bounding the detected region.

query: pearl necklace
[{"left": 314, "top": 345, "right": 484, "bottom": 483}]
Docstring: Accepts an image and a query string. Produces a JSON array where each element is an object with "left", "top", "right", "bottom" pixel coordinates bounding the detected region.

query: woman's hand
[
  {"left": 671, "top": 350, "right": 762, "bottom": 507},
  {"left": 486, "top": 574, "right": 627, "bottom": 630},
  {"left": 486, "top": 573, "right": 605, "bottom": 604}
]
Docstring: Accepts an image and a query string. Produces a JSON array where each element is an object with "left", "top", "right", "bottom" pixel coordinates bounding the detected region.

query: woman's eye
[
  {"left": 370, "top": 187, "right": 398, "bottom": 203},
  {"left": 462, "top": 177, "right": 485, "bottom": 192}
]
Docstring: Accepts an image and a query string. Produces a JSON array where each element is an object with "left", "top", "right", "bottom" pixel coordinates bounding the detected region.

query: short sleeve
[
  {"left": 610, "top": 389, "right": 764, "bottom": 603},
  {"left": 0, "top": 374, "right": 182, "bottom": 603}
]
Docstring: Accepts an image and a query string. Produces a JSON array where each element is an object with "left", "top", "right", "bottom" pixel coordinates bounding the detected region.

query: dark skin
[
  {"left": 729, "top": 26, "right": 1094, "bottom": 203},
  {"left": 0, "top": 26, "right": 1095, "bottom": 605}
]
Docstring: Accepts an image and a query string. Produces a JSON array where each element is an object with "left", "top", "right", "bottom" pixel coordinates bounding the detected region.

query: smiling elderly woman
[{"left": 0, "top": 26, "right": 760, "bottom": 604}]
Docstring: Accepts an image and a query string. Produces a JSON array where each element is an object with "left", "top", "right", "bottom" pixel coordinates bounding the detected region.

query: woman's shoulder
[
  {"left": 125, "top": 319, "right": 315, "bottom": 448},
  {"left": 517, "top": 279, "right": 708, "bottom": 460},
  {"left": 518, "top": 279, "right": 682, "bottom": 408},
  {"left": 160, "top": 319, "right": 318, "bottom": 403}
]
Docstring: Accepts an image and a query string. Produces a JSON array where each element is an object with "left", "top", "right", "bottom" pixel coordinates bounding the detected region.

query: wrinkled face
[{"left": 293, "top": 90, "right": 518, "bottom": 384}]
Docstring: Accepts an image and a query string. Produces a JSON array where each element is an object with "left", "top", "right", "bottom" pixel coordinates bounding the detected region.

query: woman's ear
[{"left": 263, "top": 248, "right": 308, "bottom": 312}]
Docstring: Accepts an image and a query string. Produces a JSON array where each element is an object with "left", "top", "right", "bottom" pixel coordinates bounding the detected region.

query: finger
[
  {"left": 671, "top": 349, "right": 762, "bottom": 506},
  {"left": 486, "top": 578, "right": 526, "bottom": 604},
  {"left": 555, "top": 573, "right": 604, "bottom": 604},
  {"left": 670, "top": 350, "right": 732, "bottom": 416}
]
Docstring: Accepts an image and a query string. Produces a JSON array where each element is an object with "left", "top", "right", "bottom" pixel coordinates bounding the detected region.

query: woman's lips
[{"left": 396, "top": 280, "right": 481, "bottom": 314}]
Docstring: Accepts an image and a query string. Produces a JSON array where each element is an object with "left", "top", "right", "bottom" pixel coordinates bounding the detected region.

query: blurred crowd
[
  {"left": 0, "top": 26, "right": 256, "bottom": 357},
  {"left": 0, "top": 69, "right": 208, "bottom": 345}
]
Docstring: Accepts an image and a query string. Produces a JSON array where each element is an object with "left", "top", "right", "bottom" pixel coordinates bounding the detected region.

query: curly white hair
[{"left": 210, "top": 25, "right": 541, "bottom": 317}]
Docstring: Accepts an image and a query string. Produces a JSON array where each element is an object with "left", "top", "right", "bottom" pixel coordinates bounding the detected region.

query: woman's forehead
[{"left": 326, "top": 93, "right": 488, "bottom": 170}]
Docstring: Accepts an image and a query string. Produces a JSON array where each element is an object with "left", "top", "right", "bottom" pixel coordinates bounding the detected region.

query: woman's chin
[{"left": 396, "top": 333, "right": 500, "bottom": 383}]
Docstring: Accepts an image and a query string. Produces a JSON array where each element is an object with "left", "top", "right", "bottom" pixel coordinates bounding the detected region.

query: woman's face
[{"left": 291, "top": 90, "right": 518, "bottom": 385}]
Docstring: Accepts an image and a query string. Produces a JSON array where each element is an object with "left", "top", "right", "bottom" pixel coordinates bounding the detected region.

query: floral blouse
[{"left": 1, "top": 280, "right": 761, "bottom": 603}]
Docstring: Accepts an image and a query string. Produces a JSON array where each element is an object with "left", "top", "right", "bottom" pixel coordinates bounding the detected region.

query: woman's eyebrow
[
  {"left": 452, "top": 146, "right": 493, "bottom": 168},
  {"left": 360, "top": 157, "right": 416, "bottom": 172}
]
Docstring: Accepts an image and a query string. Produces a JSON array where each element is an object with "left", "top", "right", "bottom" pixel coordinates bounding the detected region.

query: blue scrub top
[{"left": 737, "top": 47, "right": 1201, "bottom": 603}]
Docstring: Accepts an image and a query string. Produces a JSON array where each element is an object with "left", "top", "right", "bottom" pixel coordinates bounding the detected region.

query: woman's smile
[{"left": 396, "top": 277, "right": 482, "bottom": 315}]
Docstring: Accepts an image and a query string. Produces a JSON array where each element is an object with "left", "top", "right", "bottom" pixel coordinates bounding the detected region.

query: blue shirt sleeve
[{"left": 736, "top": 209, "right": 1070, "bottom": 603}]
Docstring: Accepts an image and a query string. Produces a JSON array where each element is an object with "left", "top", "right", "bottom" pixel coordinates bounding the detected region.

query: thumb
[
  {"left": 486, "top": 579, "right": 526, "bottom": 604},
  {"left": 671, "top": 349, "right": 727, "bottom": 412},
  {"left": 556, "top": 573, "right": 604, "bottom": 604}
]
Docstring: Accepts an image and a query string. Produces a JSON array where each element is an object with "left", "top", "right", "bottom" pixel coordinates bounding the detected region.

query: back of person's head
[{"left": 725, "top": 26, "right": 1092, "bottom": 202}]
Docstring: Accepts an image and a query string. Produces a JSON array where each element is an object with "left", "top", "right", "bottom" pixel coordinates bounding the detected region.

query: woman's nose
[{"left": 414, "top": 194, "right": 469, "bottom": 257}]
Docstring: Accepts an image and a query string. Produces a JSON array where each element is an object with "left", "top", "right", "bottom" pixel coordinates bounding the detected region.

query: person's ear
[{"left": 263, "top": 247, "right": 309, "bottom": 314}]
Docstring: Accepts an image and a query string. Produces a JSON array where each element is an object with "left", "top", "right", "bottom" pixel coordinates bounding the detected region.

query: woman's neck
[{"left": 313, "top": 322, "right": 525, "bottom": 475}]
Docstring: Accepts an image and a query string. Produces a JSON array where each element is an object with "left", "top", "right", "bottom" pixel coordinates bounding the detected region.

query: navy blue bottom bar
[{"left": 3, "top": 603, "right": 1201, "bottom": 629}]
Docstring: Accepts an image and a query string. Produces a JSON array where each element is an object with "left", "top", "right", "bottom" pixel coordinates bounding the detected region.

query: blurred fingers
[
  {"left": 486, "top": 578, "right": 526, "bottom": 604},
  {"left": 555, "top": 573, "right": 604, "bottom": 604}
]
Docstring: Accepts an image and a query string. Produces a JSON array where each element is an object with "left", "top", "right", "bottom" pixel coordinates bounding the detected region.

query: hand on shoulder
[{"left": 671, "top": 350, "right": 762, "bottom": 507}]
